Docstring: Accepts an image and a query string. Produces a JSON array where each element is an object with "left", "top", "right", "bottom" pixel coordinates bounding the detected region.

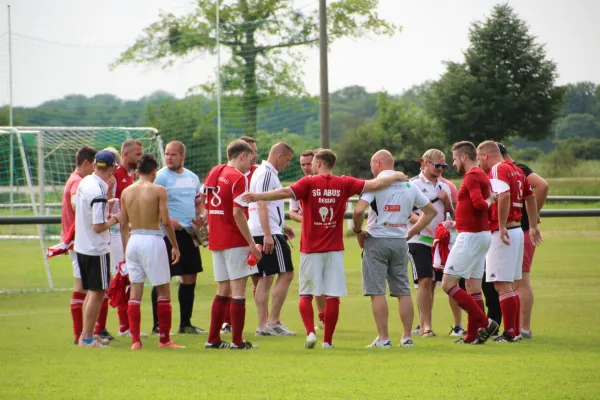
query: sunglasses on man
[{"left": 426, "top": 160, "right": 448, "bottom": 169}]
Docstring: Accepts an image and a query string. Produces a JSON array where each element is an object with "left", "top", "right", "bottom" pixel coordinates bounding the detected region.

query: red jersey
[
  {"left": 488, "top": 161, "right": 533, "bottom": 231},
  {"left": 455, "top": 168, "right": 491, "bottom": 233},
  {"left": 61, "top": 172, "right": 83, "bottom": 243},
  {"left": 290, "top": 174, "right": 365, "bottom": 254},
  {"left": 246, "top": 164, "right": 259, "bottom": 181},
  {"left": 113, "top": 165, "right": 134, "bottom": 200},
  {"left": 205, "top": 165, "right": 249, "bottom": 251}
]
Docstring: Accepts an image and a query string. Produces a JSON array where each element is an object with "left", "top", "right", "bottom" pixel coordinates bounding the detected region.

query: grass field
[{"left": 1, "top": 217, "right": 600, "bottom": 399}]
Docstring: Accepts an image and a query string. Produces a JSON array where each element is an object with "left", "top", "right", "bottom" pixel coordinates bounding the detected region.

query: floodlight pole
[
  {"left": 216, "top": 0, "right": 222, "bottom": 164},
  {"left": 319, "top": 0, "right": 330, "bottom": 149}
]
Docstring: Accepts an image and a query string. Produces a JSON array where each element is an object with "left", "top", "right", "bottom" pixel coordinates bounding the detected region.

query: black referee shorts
[
  {"left": 76, "top": 252, "right": 111, "bottom": 291},
  {"left": 165, "top": 229, "right": 203, "bottom": 277},
  {"left": 253, "top": 234, "right": 294, "bottom": 277}
]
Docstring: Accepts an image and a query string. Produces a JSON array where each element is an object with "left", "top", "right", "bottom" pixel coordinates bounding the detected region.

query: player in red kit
[
  {"left": 203, "top": 140, "right": 262, "bottom": 350},
  {"left": 476, "top": 141, "right": 543, "bottom": 343},
  {"left": 441, "top": 141, "right": 499, "bottom": 344},
  {"left": 243, "top": 149, "right": 408, "bottom": 349}
]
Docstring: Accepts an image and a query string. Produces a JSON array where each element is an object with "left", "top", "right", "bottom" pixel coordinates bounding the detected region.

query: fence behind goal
[{"left": 0, "top": 126, "right": 165, "bottom": 292}]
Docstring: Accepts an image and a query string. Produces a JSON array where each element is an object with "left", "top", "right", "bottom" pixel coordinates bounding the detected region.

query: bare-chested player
[{"left": 120, "top": 154, "right": 183, "bottom": 350}]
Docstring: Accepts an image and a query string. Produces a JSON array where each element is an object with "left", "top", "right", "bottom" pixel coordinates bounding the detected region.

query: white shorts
[
  {"left": 299, "top": 251, "right": 347, "bottom": 297},
  {"left": 212, "top": 246, "right": 258, "bottom": 282},
  {"left": 485, "top": 228, "right": 524, "bottom": 283},
  {"left": 109, "top": 233, "right": 124, "bottom": 275},
  {"left": 69, "top": 250, "right": 80, "bottom": 279},
  {"left": 444, "top": 231, "right": 492, "bottom": 280},
  {"left": 126, "top": 231, "right": 171, "bottom": 286}
]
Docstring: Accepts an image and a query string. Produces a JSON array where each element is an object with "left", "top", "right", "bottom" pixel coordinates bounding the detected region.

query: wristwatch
[{"left": 353, "top": 228, "right": 362, "bottom": 234}]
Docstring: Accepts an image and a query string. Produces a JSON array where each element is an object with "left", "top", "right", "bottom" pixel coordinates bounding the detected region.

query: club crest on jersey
[{"left": 319, "top": 206, "right": 334, "bottom": 222}]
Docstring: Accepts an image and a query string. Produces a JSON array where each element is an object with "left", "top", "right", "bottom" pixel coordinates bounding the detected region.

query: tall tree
[
  {"left": 426, "top": 3, "right": 565, "bottom": 144},
  {"left": 111, "top": 0, "right": 399, "bottom": 135},
  {"left": 562, "top": 82, "right": 597, "bottom": 116}
]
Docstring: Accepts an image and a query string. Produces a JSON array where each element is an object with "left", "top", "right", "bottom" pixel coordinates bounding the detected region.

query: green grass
[{"left": 1, "top": 219, "right": 600, "bottom": 399}]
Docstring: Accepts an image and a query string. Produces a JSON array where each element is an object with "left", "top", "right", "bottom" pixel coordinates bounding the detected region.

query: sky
[{"left": 0, "top": 0, "right": 598, "bottom": 107}]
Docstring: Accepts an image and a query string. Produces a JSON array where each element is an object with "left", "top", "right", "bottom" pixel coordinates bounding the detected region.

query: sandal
[{"left": 421, "top": 330, "right": 436, "bottom": 337}]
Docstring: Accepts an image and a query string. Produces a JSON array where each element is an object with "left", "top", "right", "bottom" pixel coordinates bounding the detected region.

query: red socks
[
  {"left": 118, "top": 303, "right": 129, "bottom": 333},
  {"left": 223, "top": 297, "right": 232, "bottom": 325},
  {"left": 94, "top": 294, "right": 109, "bottom": 335},
  {"left": 208, "top": 295, "right": 229, "bottom": 344},
  {"left": 514, "top": 291, "right": 521, "bottom": 336},
  {"left": 323, "top": 297, "right": 340, "bottom": 345},
  {"left": 231, "top": 297, "right": 246, "bottom": 346},
  {"left": 464, "top": 292, "right": 485, "bottom": 342},
  {"left": 157, "top": 296, "right": 172, "bottom": 345},
  {"left": 448, "top": 286, "right": 488, "bottom": 330},
  {"left": 500, "top": 291, "right": 518, "bottom": 338},
  {"left": 128, "top": 300, "right": 141, "bottom": 345},
  {"left": 318, "top": 312, "right": 325, "bottom": 324},
  {"left": 298, "top": 295, "right": 315, "bottom": 336},
  {"left": 71, "top": 292, "right": 86, "bottom": 342}
]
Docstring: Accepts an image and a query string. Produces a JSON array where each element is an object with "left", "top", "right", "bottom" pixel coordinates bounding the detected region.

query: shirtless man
[{"left": 120, "top": 154, "right": 183, "bottom": 350}]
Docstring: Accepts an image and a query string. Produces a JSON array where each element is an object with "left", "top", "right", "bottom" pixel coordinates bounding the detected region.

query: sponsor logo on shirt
[
  {"left": 383, "top": 204, "right": 401, "bottom": 212},
  {"left": 209, "top": 210, "right": 225, "bottom": 215},
  {"left": 383, "top": 222, "right": 407, "bottom": 228}
]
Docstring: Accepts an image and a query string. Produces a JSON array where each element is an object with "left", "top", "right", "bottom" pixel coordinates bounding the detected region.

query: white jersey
[
  {"left": 74, "top": 173, "right": 111, "bottom": 256},
  {"left": 248, "top": 160, "right": 285, "bottom": 236},
  {"left": 360, "top": 170, "right": 430, "bottom": 238},
  {"left": 408, "top": 172, "right": 451, "bottom": 247}
]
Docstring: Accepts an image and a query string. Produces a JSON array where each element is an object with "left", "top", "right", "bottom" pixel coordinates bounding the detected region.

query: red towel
[
  {"left": 108, "top": 262, "right": 130, "bottom": 308},
  {"left": 46, "top": 224, "right": 74, "bottom": 258},
  {"left": 432, "top": 223, "right": 451, "bottom": 271}
]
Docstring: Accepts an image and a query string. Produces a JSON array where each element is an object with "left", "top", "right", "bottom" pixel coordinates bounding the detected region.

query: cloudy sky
[{"left": 0, "top": 0, "right": 598, "bottom": 107}]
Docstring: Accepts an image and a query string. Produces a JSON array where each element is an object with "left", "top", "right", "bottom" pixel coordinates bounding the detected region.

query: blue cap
[{"left": 95, "top": 150, "right": 116, "bottom": 167}]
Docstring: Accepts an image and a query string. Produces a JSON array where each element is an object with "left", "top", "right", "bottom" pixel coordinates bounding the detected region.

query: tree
[
  {"left": 562, "top": 82, "right": 597, "bottom": 116},
  {"left": 112, "top": 0, "right": 399, "bottom": 135},
  {"left": 426, "top": 3, "right": 565, "bottom": 144},
  {"left": 554, "top": 113, "right": 600, "bottom": 140},
  {"left": 337, "top": 93, "right": 441, "bottom": 178}
]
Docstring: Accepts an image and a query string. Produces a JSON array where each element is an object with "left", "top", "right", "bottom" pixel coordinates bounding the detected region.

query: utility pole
[{"left": 319, "top": 0, "right": 330, "bottom": 149}]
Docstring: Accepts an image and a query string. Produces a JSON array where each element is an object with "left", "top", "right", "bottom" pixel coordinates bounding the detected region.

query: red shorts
[{"left": 522, "top": 230, "right": 536, "bottom": 272}]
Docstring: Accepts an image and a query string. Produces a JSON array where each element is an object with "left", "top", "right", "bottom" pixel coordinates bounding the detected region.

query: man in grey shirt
[{"left": 353, "top": 150, "right": 437, "bottom": 348}]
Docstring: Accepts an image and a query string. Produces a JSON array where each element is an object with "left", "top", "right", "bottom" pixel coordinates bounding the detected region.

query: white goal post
[{"left": 0, "top": 126, "right": 165, "bottom": 290}]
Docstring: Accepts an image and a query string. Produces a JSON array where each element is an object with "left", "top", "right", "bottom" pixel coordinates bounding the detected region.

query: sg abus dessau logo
[{"left": 319, "top": 206, "right": 334, "bottom": 222}]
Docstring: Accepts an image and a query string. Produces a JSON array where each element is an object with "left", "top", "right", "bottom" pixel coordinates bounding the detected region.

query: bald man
[
  {"left": 247, "top": 142, "right": 297, "bottom": 336},
  {"left": 353, "top": 150, "right": 438, "bottom": 348}
]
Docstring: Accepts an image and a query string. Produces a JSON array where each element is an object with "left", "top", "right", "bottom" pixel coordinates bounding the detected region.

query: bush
[{"left": 541, "top": 146, "right": 579, "bottom": 177}]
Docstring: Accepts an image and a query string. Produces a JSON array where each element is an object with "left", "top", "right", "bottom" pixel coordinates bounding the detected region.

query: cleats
[
  {"left": 493, "top": 332, "right": 519, "bottom": 343},
  {"left": 230, "top": 340, "right": 258, "bottom": 350},
  {"left": 93, "top": 335, "right": 110, "bottom": 345},
  {"left": 205, "top": 341, "right": 231, "bottom": 349},
  {"left": 399, "top": 338, "right": 414, "bottom": 347},
  {"left": 305, "top": 332, "right": 317, "bottom": 349},
  {"left": 79, "top": 338, "right": 108, "bottom": 348},
  {"left": 220, "top": 323, "right": 232, "bottom": 334},
  {"left": 130, "top": 342, "right": 142, "bottom": 351},
  {"left": 322, "top": 342, "right": 334, "bottom": 349},
  {"left": 520, "top": 330, "right": 533, "bottom": 339},
  {"left": 411, "top": 325, "right": 421, "bottom": 335},
  {"left": 119, "top": 329, "right": 148, "bottom": 338},
  {"left": 477, "top": 318, "right": 499, "bottom": 343},
  {"left": 158, "top": 341, "right": 185, "bottom": 349},
  {"left": 455, "top": 337, "right": 483, "bottom": 345},
  {"left": 178, "top": 325, "right": 207, "bottom": 334},
  {"left": 96, "top": 329, "right": 115, "bottom": 341},
  {"left": 263, "top": 322, "right": 297, "bottom": 336}
]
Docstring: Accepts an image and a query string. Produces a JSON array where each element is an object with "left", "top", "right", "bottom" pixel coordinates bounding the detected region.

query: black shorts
[
  {"left": 165, "top": 230, "right": 203, "bottom": 277},
  {"left": 408, "top": 243, "right": 437, "bottom": 284},
  {"left": 76, "top": 252, "right": 111, "bottom": 291},
  {"left": 253, "top": 234, "right": 294, "bottom": 277}
]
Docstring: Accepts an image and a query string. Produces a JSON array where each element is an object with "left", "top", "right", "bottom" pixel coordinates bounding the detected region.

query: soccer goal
[{"left": 0, "top": 127, "right": 165, "bottom": 293}]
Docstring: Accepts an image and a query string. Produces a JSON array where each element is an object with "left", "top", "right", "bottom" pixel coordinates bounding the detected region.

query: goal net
[{"left": 0, "top": 126, "right": 165, "bottom": 293}]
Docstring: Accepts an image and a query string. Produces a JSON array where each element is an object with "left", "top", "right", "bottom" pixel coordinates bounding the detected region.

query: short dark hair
[
  {"left": 300, "top": 150, "right": 314, "bottom": 158},
  {"left": 137, "top": 154, "right": 158, "bottom": 175},
  {"left": 238, "top": 136, "right": 256, "bottom": 144},
  {"left": 452, "top": 141, "right": 477, "bottom": 161},
  {"left": 165, "top": 140, "right": 186, "bottom": 155},
  {"left": 227, "top": 140, "right": 253, "bottom": 160},
  {"left": 76, "top": 146, "right": 97, "bottom": 166},
  {"left": 314, "top": 149, "right": 337, "bottom": 169}
]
